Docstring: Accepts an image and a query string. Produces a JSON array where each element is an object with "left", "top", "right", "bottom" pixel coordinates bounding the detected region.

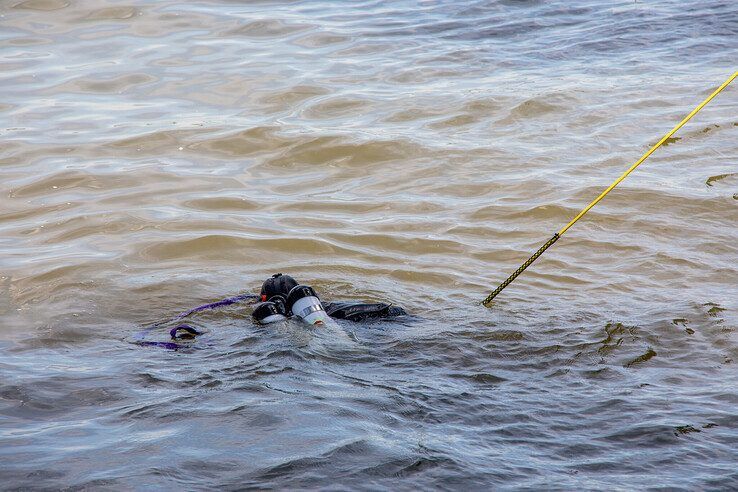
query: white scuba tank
[{"left": 286, "top": 285, "right": 327, "bottom": 325}]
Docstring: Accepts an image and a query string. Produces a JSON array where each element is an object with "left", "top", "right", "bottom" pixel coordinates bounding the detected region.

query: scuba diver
[
  {"left": 136, "top": 273, "right": 406, "bottom": 348},
  {"left": 252, "top": 273, "right": 406, "bottom": 325}
]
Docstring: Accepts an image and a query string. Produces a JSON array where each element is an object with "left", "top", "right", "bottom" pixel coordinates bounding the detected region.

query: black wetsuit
[{"left": 321, "top": 301, "right": 406, "bottom": 322}]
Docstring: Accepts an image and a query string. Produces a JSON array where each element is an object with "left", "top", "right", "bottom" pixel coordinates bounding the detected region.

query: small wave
[
  {"left": 225, "top": 19, "right": 312, "bottom": 39},
  {"left": 12, "top": 0, "right": 69, "bottom": 11}
]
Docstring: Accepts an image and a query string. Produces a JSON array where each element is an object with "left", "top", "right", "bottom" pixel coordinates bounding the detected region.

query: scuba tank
[
  {"left": 286, "top": 285, "right": 327, "bottom": 325},
  {"left": 252, "top": 294, "right": 288, "bottom": 324},
  {"left": 256, "top": 273, "right": 327, "bottom": 325}
]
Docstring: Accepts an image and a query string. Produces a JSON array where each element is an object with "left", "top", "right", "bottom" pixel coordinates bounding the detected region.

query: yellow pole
[{"left": 482, "top": 71, "right": 737, "bottom": 307}]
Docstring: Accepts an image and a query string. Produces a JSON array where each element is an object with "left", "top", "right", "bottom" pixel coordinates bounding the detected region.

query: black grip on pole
[{"left": 482, "top": 233, "right": 560, "bottom": 307}]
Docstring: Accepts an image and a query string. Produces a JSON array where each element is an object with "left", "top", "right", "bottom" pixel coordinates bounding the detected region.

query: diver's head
[
  {"left": 286, "top": 284, "right": 327, "bottom": 325},
  {"left": 260, "top": 273, "right": 298, "bottom": 302}
]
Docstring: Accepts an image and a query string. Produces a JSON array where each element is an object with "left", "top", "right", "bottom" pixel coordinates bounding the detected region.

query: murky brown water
[{"left": 1, "top": 0, "right": 737, "bottom": 489}]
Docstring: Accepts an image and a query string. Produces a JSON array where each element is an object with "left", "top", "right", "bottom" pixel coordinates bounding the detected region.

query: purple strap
[
  {"left": 137, "top": 341, "right": 182, "bottom": 350},
  {"left": 169, "top": 293, "right": 258, "bottom": 320},
  {"left": 134, "top": 292, "right": 258, "bottom": 350}
]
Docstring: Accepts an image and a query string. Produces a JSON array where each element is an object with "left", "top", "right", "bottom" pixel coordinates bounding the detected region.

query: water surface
[{"left": 1, "top": 0, "right": 737, "bottom": 489}]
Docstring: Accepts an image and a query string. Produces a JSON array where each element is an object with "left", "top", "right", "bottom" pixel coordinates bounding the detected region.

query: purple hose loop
[{"left": 170, "top": 324, "right": 201, "bottom": 339}]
